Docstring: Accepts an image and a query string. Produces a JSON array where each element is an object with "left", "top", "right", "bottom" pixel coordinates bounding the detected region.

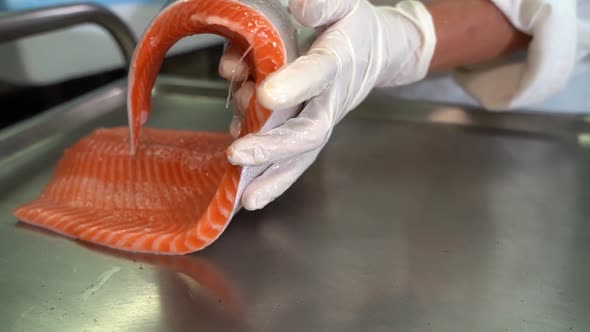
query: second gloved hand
[{"left": 219, "top": 0, "right": 437, "bottom": 210}]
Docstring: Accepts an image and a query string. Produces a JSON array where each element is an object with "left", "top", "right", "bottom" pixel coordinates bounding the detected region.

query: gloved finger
[
  {"left": 218, "top": 42, "right": 250, "bottom": 82},
  {"left": 227, "top": 94, "right": 332, "bottom": 166},
  {"left": 229, "top": 81, "right": 255, "bottom": 138},
  {"left": 289, "top": 0, "right": 357, "bottom": 27},
  {"left": 241, "top": 149, "right": 320, "bottom": 210},
  {"left": 257, "top": 48, "right": 338, "bottom": 110},
  {"left": 229, "top": 115, "right": 241, "bottom": 139},
  {"left": 233, "top": 81, "right": 255, "bottom": 116}
]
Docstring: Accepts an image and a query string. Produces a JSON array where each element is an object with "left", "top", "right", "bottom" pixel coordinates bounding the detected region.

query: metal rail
[{"left": 0, "top": 3, "right": 136, "bottom": 65}]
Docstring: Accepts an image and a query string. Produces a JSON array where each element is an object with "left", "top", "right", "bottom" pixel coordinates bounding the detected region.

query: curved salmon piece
[
  {"left": 13, "top": 0, "right": 302, "bottom": 254},
  {"left": 129, "top": 0, "right": 298, "bottom": 151}
]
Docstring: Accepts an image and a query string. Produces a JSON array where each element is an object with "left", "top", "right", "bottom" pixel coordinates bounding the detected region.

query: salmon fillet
[{"left": 13, "top": 0, "right": 302, "bottom": 254}]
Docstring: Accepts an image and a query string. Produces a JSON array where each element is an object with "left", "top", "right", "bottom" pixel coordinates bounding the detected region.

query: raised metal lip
[
  {"left": 0, "top": 3, "right": 137, "bottom": 65},
  {"left": 1, "top": 75, "right": 589, "bottom": 165}
]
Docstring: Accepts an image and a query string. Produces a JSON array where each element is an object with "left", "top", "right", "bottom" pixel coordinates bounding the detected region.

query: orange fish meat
[{"left": 13, "top": 0, "right": 302, "bottom": 254}]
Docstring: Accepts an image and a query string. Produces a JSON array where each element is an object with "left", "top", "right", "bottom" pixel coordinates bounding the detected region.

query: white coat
[{"left": 374, "top": 0, "right": 590, "bottom": 113}]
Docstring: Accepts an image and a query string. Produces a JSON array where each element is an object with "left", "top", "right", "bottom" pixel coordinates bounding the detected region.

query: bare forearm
[{"left": 427, "top": 0, "right": 531, "bottom": 72}]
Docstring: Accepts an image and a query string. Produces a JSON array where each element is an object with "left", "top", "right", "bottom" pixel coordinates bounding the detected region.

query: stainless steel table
[{"left": 1, "top": 77, "right": 589, "bottom": 332}]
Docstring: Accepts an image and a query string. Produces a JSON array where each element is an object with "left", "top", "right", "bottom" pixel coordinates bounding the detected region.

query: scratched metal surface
[{"left": 1, "top": 77, "right": 589, "bottom": 332}]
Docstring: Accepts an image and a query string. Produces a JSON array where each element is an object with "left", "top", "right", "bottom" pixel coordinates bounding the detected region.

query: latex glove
[
  {"left": 218, "top": 18, "right": 317, "bottom": 139},
  {"left": 219, "top": 0, "right": 436, "bottom": 210}
]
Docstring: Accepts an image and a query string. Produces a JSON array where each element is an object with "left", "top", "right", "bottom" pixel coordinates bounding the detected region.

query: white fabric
[
  {"left": 382, "top": 0, "right": 590, "bottom": 113},
  {"left": 456, "top": 0, "right": 579, "bottom": 110}
]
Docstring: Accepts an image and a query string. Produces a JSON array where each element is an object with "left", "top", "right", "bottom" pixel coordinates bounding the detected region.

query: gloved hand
[{"left": 219, "top": 0, "right": 437, "bottom": 210}]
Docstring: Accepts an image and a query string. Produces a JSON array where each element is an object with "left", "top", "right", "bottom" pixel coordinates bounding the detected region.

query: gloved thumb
[{"left": 257, "top": 47, "right": 338, "bottom": 110}]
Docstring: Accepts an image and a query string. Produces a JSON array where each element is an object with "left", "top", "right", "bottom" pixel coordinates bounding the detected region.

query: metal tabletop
[{"left": 1, "top": 77, "right": 589, "bottom": 332}]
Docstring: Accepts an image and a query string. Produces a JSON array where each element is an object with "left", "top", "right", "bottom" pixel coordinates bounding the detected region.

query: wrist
[{"left": 426, "top": 0, "right": 531, "bottom": 72}]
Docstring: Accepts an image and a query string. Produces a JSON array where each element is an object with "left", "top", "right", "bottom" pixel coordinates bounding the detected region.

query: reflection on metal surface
[
  {"left": 578, "top": 133, "right": 590, "bottom": 146},
  {"left": 0, "top": 77, "right": 589, "bottom": 331},
  {"left": 13, "top": 223, "right": 246, "bottom": 332},
  {"left": 6, "top": 223, "right": 164, "bottom": 332},
  {"left": 77, "top": 241, "right": 244, "bottom": 320},
  {"left": 364, "top": 88, "right": 590, "bottom": 143},
  {"left": 427, "top": 106, "right": 473, "bottom": 125},
  {"left": 80, "top": 266, "right": 121, "bottom": 300}
]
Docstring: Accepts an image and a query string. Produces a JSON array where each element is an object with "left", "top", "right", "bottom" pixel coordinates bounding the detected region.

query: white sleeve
[{"left": 452, "top": 0, "right": 587, "bottom": 111}]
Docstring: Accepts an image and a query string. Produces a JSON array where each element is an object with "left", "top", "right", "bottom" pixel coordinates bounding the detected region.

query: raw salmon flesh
[{"left": 13, "top": 0, "right": 301, "bottom": 254}]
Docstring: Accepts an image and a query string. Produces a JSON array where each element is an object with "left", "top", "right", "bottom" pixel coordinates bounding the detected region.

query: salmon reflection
[
  {"left": 16, "top": 222, "right": 244, "bottom": 326},
  {"left": 85, "top": 244, "right": 243, "bottom": 317}
]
